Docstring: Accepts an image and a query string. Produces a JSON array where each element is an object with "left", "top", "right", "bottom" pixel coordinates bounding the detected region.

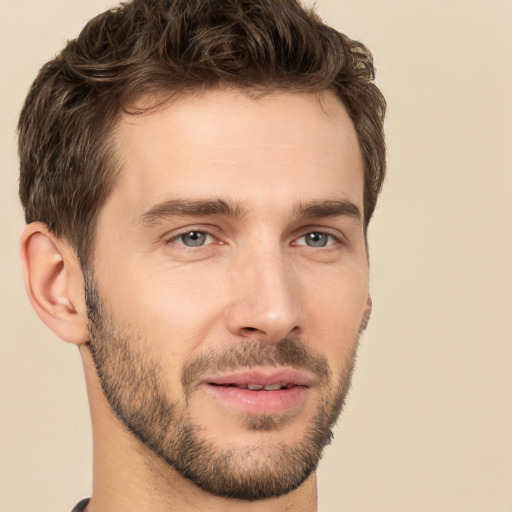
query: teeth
[
  {"left": 218, "top": 382, "right": 294, "bottom": 391},
  {"left": 263, "top": 383, "right": 283, "bottom": 391}
]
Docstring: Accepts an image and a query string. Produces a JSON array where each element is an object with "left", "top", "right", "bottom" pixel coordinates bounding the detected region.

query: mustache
[{"left": 181, "top": 337, "right": 331, "bottom": 395}]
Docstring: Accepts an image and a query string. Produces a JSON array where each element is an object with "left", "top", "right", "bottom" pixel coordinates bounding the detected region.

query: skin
[{"left": 21, "top": 88, "right": 371, "bottom": 512}]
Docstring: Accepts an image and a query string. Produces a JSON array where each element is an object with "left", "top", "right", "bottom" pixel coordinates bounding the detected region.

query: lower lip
[{"left": 203, "top": 384, "right": 309, "bottom": 415}]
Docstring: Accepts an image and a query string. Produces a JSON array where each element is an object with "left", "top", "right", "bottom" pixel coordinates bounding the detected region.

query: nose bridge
[{"left": 226, "top": 239, "right": 301, "bottom": 342}]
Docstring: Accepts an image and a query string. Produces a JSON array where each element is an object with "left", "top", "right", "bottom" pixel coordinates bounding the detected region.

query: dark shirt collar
[{"left": 71, "top": 498, "right": 90, "bottom": 512}]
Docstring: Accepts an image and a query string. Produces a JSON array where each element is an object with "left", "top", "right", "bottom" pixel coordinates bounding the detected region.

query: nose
[{"left": 224, "top": 247, "right": 302, "bottom": 343}]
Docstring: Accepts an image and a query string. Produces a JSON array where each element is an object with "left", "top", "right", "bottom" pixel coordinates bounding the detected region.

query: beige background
[{"left": 1, "top": 0, "right": 511, "bottom": 511}]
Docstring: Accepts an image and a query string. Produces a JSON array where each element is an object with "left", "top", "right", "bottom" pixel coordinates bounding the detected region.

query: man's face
[{"left": 86, "top": 89, "right": 370, "bottom": 499}]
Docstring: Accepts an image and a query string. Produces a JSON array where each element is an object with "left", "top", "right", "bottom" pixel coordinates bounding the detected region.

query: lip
[{"left": 201, "top": 368, "right": 313, "bottom": 415}]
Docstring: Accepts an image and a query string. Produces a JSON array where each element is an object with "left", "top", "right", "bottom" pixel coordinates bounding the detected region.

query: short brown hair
[{"left": 18, "top": 0, "right": 386, "bottom": 266}]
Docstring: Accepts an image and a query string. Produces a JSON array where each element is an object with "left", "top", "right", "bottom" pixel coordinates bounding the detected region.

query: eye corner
[
  {"left": 292, "top": 231, "right": 341, "bottom": 249},
  {"left": 166, "top": 229, "right": 216, "bottom": 248}
]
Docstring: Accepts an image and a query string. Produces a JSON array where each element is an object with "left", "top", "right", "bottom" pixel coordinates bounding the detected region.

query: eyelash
[
  {"left": 293, "top": 232, "right": 340, "bottom": 248},
  {"left": 165, "top": 228, "right": 342, "bottom": 250},
  {"left": 165, "top": 228, "right": 219, "bottom": 248}
]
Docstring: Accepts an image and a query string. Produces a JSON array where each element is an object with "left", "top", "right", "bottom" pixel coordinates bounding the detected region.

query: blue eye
[
  {"left": 173, "top": 231, "right": 213, "bottom": 247},
  {"left": 297, "top": 232, "right": 337, "bottom": 247}
]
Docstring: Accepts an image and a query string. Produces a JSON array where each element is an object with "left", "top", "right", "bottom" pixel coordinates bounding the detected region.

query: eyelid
[
  {"left": 173, "top": 232, "right": 214, "bottom": 246},
  {"left": 292, "top": 224, "right": 347, "bottom": 244},
  {"left": 164, "top": 226, "right": 221, "bottom": 246},
  {"left": 161, "top": 224, "right": 347, "bottom": 248},
  {"left": 292, "top": 231, "right": 340, "bottom": 247}
]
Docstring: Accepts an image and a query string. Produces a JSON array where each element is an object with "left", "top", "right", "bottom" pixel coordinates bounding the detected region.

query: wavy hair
[{"left": 19, "top": 0, "right": 386, "bottom": 265}]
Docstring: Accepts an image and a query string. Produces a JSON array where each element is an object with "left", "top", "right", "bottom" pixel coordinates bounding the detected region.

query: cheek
[
  {"left": 301, "top": 265, "right": 368, "bottom": 355},
  {"left": 104, "top": 263, "right": 229, "bottom": 358}
]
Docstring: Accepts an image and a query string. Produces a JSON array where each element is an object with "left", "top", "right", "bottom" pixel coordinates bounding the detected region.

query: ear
[
  {"left": 20, "top": 222, "right": 89, "bottom": 345},
  {"left": 360, "top": 295, "right": 372, "bottom": 333}
]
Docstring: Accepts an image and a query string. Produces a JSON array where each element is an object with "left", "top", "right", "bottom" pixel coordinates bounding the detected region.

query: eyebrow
[
  {"left": 296, "top": 200, "right": 362, "bottom": 222},
  {"left": 138, "top": 197, "right": 362, "bottom": 227},
  {"left": 139, "top": 198, "right": 246, "bottom": 226}
]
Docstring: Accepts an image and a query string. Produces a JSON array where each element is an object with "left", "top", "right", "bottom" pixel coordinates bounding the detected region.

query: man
[{"left": 18, "top": 0, "right": 385, "bottom": 510}]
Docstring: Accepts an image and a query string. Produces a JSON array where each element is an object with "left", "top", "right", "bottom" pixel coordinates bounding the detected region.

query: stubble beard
[{"left": 84, "top": 272, "right": 359, "bottom": 501}]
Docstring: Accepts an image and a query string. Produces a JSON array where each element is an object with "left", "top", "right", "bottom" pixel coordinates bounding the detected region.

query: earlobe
[{"left": 20, "top": 223, "right": 89, "bottom": 345}]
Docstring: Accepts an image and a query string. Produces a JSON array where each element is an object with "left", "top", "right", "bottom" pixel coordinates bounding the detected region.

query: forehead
[{"left": 107, "top": 88, "right": 364, "bottom": 219}]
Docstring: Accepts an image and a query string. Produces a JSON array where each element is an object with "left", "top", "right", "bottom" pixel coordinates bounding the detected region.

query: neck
[{"left": 81, "top": 347, "right": 318, "bottom": 512}]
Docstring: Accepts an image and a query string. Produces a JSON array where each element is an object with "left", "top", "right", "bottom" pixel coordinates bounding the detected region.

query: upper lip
[{"left": 201, "top": 368, "right": 314, "bottom": 389}]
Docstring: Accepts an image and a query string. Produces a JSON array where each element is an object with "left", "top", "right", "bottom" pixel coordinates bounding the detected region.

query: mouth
[
  {"left": 210, "top": 382, "right": 295, "bottom": 391},
  {"left": 201, "top": 368, "right": 313, "bottom": 415}
]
